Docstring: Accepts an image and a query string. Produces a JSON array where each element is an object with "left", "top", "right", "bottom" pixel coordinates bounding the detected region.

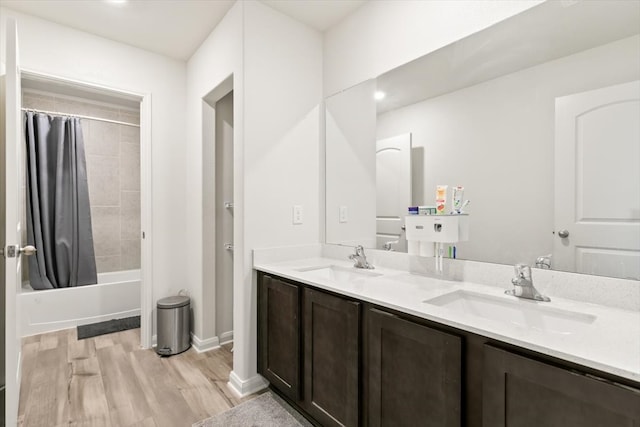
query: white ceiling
[
  {"left": 262, "top": 0, "right": 365, "bottom": 32},
  {"left": 0, "top": 0, "right": 366, "bottom": 61}
]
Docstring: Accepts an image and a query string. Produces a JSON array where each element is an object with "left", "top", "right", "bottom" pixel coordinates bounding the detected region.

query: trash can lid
[{"left": 157, "top": 295, "right": 190, "bottom": 309}]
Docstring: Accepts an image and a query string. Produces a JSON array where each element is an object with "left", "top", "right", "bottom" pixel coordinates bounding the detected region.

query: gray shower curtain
[{"left": 24, "top": 112, "right": 97, "bottom": 289}]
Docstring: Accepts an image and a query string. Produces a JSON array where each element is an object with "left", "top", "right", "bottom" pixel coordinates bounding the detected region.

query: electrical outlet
[
  {"left": 339, "top": 206, "right": 348, "bottom": 223},
  {"left": 293, "top": 205, "right": 303, "bottom": 224}
]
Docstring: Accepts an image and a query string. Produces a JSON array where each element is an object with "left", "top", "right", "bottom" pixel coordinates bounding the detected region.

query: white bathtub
[{"left": 19, "top": 270, "right": 141, "bottom": 337}]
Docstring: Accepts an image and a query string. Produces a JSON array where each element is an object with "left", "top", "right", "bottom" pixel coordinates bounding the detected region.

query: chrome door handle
[
  {"left": 1, "top": 245, "right": 36, "bottom": 258},
  {"left": 557, "top": 230, "right": 570, "bottom": 238},
  {"left": 20, "top": 245, "right": 37, "bottom": 256}
]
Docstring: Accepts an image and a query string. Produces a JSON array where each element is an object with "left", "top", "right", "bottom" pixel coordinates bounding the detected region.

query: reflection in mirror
[
  {"left": 326, "top": 79, "right": 377, "bottom": 247},
  {"left": 325, "top": 0, "right": 640, "bottom": 280}
]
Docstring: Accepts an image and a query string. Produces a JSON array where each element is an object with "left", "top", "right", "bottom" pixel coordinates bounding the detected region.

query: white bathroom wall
[
  {"left": 377, "top": 35, "right": 640, "bottom": 266},
  {"left": 185, "top": 0, "right": 322, "bottom": 393},
  {"left": 323, "top": 0, "right": 543, "bottom": 97},
  {"left": 185, "top": 1, "right": 242, "bottom": 347},
  {"left": 0, "top": 8, "right": 187, "bottom": 339},
  {"left": 325, "top": 79, "right": 377, "bottom": 246},
  {"left": 241, "top": 0, "right": 322, "bottom": 389}
]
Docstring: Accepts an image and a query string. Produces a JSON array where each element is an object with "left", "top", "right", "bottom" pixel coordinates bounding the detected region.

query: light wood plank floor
[{"left": 18, "top": 328, "right": 260, "bottom": 427}]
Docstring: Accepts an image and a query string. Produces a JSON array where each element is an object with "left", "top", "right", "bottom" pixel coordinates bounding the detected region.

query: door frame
[
  {"left": 201, "top": 75, "right": 234, "bottom": 350},
  {"left": 3, "top": 18, "right": 22, "bottom": 426},
  {"left": 19, "top": 68, "right": 154, "bottom": 349}
]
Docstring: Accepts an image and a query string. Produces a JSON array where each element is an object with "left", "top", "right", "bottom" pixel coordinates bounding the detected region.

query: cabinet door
[
  {"left": 367, "top": 308, "right": 462, "bottom": 427},
  {"left": 304, "top": 288, "right": 360, "bottom": 427},
  {"left": 258, "top": 274, "right": 301, "bottom": 401},
  {"left": 483, "top": 345, "right": 640, "bottom": 427}
]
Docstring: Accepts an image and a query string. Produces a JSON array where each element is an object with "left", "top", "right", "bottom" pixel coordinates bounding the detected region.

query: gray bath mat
[
  {"left": 192, "top": 391, "right": 313, "bottom": 427},
  {"left": 77, "top": 315, "right": 140, "bottom": 340}
]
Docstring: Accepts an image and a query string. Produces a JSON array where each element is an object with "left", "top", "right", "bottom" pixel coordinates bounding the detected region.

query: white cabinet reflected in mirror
[{"left": 325, "top": 0, "right": 640, "bottom": 280}]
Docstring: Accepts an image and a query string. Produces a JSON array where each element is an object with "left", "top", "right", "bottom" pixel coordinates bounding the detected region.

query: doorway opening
[
  {"left": 202, "top": 76, "right": 234, "bottom": 351},
  {"left": 17, "top": 70, "right": 151, "bottom": 348}
]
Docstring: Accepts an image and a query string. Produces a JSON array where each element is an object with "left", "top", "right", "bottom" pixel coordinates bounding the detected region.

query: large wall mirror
[{"left": 325, "top": 0, "right": 640, "bottom": 280}]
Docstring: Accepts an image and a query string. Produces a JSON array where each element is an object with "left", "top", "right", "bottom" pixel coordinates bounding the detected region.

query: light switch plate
[
  {"left": 293, "top": 205, "right": 303, "bottom": 224},
  {"left": 339, "top": 206, "right": 348, "bottom": 223}
]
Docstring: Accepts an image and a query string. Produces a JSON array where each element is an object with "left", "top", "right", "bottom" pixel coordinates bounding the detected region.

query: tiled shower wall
[{"left": 22, "top": 91, "right": 141, "bottom": 274}]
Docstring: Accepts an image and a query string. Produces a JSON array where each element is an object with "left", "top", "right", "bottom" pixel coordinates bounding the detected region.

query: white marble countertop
[{"left": 254, "top": 255, "right": 640, "bottom": 384}]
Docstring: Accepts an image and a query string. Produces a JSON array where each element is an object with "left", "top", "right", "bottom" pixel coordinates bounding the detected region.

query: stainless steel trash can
[{"left": 156, "top": 295, "right": 190, "bottom": 356}]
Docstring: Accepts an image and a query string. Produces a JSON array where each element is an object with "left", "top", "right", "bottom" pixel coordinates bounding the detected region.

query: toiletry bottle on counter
[
  {"left": 436, "top": 185, "right": 448, "bottom": 215},
  {"left": 418, "top": 206, "right": 436, "bottom": 215},
  {"left": 452, "top": 186, "right": 464, "bottom": 213}
]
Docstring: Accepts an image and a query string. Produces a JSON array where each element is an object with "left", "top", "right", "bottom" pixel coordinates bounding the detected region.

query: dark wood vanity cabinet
[
  {"left": 365, "top": 308, "right": 462, "bottom": 427},
  {"left": 257, "top": 273, "right": 360, "bottom": 426},
  {"left": 257, "top": 272, "right": 640, "bottom": 427},
  {"left": 303, "top": 288, "right": 360, "bottom": 427},
  {"left": 258, "top": 274, "right": 301, "bottom": 401},
  {"left": 483, "top": 345, "right": 640, "bottom": 427}
]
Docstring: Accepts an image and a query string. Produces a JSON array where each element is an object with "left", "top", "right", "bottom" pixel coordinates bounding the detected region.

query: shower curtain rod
[{"left": 21, "top": 107, "right": 140, "bottom": 128}]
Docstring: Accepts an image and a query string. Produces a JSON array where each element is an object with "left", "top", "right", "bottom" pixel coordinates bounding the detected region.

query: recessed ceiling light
[
  {"left": 105, "top": 0, "right": 128, "bottom": 5},
  {"left": 374, "top": 91, "right": 386, "bottom": 101}
]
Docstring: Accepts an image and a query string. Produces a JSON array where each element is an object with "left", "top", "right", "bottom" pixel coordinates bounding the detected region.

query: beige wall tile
[
  {"left": 121, "top": 191, "right": 141, "bottom": 241},
  {"left": 81, "top": 120, "right": 91, "bottom": 145},
  {"left": 54, "top": 98, "right": 92, "bottom": 115},
  {"left": 23, "top": 93, "right": 55, "bottom": 111},
  {"left": 87, "top": 155, "right": 120, "bottom": 206},
  {"left": 95, "top": 255, "right": 121, "bottom": 273},
  {"left": 120, "top": 125, "right": 140, "bottom": 145},
  {"left": 91, "top": 207, "right": 121, "bottom": 257},
  {"left": 119, "top": 110, "right": 140, "bottom": 126},
  {"left": 86, "top": 121, "right": 120, "bottom": 157},
  {"left": 120, "top": 143, "right": 140, "bottom": 191},
  {"left": 89, "top": 177, "right": 121, "bottom": 207},
  {"left": 87, "top": 104, "right": 120, "bottom": 120},
  {"left": 121, "top": 239, "right": 141, "bottom": 270}
]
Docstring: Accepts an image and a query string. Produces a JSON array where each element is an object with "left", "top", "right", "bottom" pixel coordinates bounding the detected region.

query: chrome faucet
[
  {"left": 383, "top": 240, "right": 398, "bottom": 251},
  {"left": 349, "top": 245, "right": 374, "bottom": 269},
  {"left": 505, "top": 264, "right": 550, "bottom": 302},
  {"left": 535, "top": 254, "right": 552, "bottom": 269}
]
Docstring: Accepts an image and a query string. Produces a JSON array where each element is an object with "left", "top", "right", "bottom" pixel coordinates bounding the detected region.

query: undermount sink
[
  {"left": 423, "top": 290, "right": 597, "bottom": 335},
  {"left": 296, "top": 265, "right": 383, "bottom": 283}
]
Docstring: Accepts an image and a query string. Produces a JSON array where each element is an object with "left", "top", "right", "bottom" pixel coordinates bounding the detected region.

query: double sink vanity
[
  {"left": 260, "top": 2, "right": 640, "bottom": 425},
  {"left": 254, "top": 245, "right": 640, "bottom": 426}
]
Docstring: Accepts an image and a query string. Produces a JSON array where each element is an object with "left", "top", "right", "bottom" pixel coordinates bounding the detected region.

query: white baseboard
[
  {"left": 152, "top": 332, "right": 231, "bottom": 353},
  {"left": 190, "top": 332, "right": 221, "bottom": 353},
  {"left": 228, "top": 371, "right": 269, "bottom": 398},
  {"left": 219, "top": 330, "right": 233, "bottom": 345}
]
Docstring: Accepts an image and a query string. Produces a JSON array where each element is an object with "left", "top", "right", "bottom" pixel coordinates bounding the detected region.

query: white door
[
  {"left": 2, "top": 18, "right": 23, "bottom": 427},
  {"left": 554, "top": 81, "right": 640, "bottom": 280},
  {"left": 376, "top": 133, "right": 411, "bottom": 252}
]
